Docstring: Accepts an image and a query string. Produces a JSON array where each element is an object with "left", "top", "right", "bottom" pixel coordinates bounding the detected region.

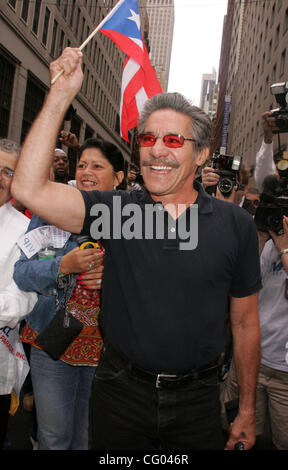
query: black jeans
[
  {"left": 0, "top": 394, "right": 11, "bottom": 449},
  {"left": 89, "top": 347, "right": 223, "bottom": 450}
]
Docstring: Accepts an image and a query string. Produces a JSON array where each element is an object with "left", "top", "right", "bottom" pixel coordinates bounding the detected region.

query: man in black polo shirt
[{"left": 12, "top": 48, "right": 261, "bottom": 450}]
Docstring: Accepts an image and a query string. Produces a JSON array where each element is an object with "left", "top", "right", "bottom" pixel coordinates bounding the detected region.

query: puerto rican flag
[{"left": 100, "top": 0, "right": 162, "bottom": 142}]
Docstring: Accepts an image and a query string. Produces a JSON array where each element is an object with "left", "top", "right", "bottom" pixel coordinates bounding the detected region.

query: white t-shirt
[
  {"left": 259, "top": 239, "right": 288, "bottom": 372},
  {"left": 0, "top": 202, "right": 37, "bottom": 395}
]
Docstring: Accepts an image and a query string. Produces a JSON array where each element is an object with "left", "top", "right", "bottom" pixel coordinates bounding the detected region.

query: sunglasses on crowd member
[{"left": 137, "top": 133, "right": 196, "bottom": 149}]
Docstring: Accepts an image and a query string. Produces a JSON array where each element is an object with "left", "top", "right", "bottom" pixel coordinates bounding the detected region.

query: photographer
[
  {"left": 127, "top": 166, "right": 144, "bottom": 191},
  {"left": 254, "top": 111, "right": 279, "bottom": 192},
  {"left": 221, "top": 214, "right": 288, "bottom": 450},
  {"left": 202, "top": 159, "right": 256, "bottom": 214}
]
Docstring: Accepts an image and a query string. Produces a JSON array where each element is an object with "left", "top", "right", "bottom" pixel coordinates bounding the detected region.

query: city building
[
  {"left": 213, "top": 0, "right": 288, "bottom": 171},
  {"left": 0, "top": 0, "right": 151, "bottom": 177},
  {"left": 199, "top": 68, "right": 218, "bottom": 120},
  {"left": 145, "top": 0, "right": 174, "bottom": 92}
]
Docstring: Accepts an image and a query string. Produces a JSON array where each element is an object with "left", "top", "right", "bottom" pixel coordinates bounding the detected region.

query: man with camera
[
  {"left": 201, "top": 156, "right": 256, "bottom": 214},
  {"left": 11, "top": 47, "right": 262, "bottom": 451},
  {"left": 255, "top": 82, "right": 288, "bottom": 192},
  {"left": 223, "top": 214, "right": 288, "bottom": 450},
  {"left": 254, "top": 112, "right": 279, "bottom": 192}
]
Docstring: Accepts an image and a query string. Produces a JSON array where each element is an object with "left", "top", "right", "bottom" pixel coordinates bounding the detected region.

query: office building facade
[
  {"left": 0, "top": 0, "right": 151, "bottom": 176},
  {"left": 145, "top": 0, "right": 174, "bottom": 92},
  {"left": 213, "top": 0, "right": 288, "bottom": 169}
]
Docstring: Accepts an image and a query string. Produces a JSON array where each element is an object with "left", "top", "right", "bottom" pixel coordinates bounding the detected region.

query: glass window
[
  {"left": 32, "top": 0, "right": 42, "bottom": 35},
  {"left": 50, "top": 19, "right": 58, "bottom": 56},
  {"left": 69, "top": 0, "right": 75, "bottom": 26},
  {"left": 21, "top": 74, "right": 46, "bottom": 143},
  {"left": 0, "top": 51, "right": 15, "bottom": 138},
  {"left": 280, "top": 49, "right": 286, "bottom": 75},
  {"left": 21, "top": 0, "right": 30, "bottom": 22},
  {"left": 284, "top": 9, "right": 288, "bottom": 34},
  {"left": 42, "top": 8, "right": 50, "bottom": 46}
]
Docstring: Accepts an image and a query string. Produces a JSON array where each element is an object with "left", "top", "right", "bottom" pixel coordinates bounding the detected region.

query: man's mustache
[{"left": 141, "top": 158, "right": 179, "bottom": 169}]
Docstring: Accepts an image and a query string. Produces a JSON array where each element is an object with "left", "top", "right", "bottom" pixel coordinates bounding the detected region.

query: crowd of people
[{"left": 0, "top": 46, "right": 287, "bottom": 451}]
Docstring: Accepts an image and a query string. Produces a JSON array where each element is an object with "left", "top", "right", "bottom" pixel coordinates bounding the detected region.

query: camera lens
[
  {"left": 218, "top": 177, "right": 233, "bottom": 194},
  {"left": 264, "top": 209, "right": 282, "bottom": 230}
]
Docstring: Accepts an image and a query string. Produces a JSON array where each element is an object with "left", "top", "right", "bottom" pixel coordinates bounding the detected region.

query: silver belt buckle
[{"left": 156, "top": 373, "right": 178, "bottom": 388}]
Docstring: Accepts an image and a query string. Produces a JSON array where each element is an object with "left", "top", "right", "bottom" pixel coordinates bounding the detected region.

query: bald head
[{"left": 53, "top": 148, "right": 69, "bottom": 182}]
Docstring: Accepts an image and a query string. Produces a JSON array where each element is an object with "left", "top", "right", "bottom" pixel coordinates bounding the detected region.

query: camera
[
  {"left": 254, "top": 195, "right": 288, "bottom": 234},
  {"left": 254, "top": 175, "right": 288, "bottom": 234},
  {"left": 270, "top": 82, "right": 288, "bottom": 133},
  {"left": 206, "top": 153, "right": 242, "bottom": 197}
]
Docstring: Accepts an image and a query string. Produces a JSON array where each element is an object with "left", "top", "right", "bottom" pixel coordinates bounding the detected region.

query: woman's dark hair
[{"left": 78, "top": 138, "right": 125, "bottom": 172}]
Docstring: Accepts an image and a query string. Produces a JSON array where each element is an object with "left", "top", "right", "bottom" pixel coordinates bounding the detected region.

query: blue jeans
[
  {"left": 89, "top": 346, "right": 223, "bottom": 450},
  {"left": 30, "top": 347, "right": 96, "bottom": 450}
]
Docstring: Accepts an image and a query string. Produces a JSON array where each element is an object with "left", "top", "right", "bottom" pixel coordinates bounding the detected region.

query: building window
[
  {"left": 69, "top": 0, "right": 76, "bottom": 27},
  {"left": 21, "top": 0, "right": 30, "bottom": 22},
  {"left": 50, "top": 19, "right": 58, "bottom": 56},
  {"left": 63, "top": 1, "right": 68, "bottom": 18},
  {"left": 42, "top": 8, "right": 50, "bottom": 46},
  {"left": 275, "top": 24, "right": 280, "bottom": 48},
  {"left": 32, "top": 0, "right": 42, "bottom": 35},
  {"left": 58, "top": 30, "right": 65, "bottom": 57},
  {"left": 271, "top": 3, "right": 275, "bottom": 25},
  {"left": 265, "top": 19, "right": 268, "bottom": 38},
  {"left": 8, "top": 0, "right": 16, "bottom": 8},
  {"left": 268, "top": 39, "right": 272, "bottom": 62},
  {"left": 272, "top": 64, "right": 277, "bottom": 82},
  {"left": 0, "top": 51, "right": 15, "bottom": 138},
  {"left": 80, "top": 18, "right": 86, "bottom": 43},
  {"left": 265, "top": 76, "right": 269, "bottom": 97},
  {"left": 284, "top": 8, "right": 288, "bottom": 34},
  {"left": 280, "top": 49, "right": 286, "bottom": 76},
  {"left": 21, "top": 73, "right": 46, "bottom": 143}
]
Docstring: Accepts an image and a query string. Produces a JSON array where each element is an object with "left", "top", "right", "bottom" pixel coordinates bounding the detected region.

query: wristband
[{"left": 280, "top": 248, "right": 288, "bottom": 256}]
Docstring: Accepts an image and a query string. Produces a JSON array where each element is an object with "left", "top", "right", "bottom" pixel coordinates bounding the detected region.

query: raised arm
[{"left": 12, "top": 48, "right": 85, "bottom": 234}]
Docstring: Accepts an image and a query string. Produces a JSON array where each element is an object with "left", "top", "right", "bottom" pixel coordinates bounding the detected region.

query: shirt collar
[{"left": 136, "top": 180, "right": 213, "bottom": 215}]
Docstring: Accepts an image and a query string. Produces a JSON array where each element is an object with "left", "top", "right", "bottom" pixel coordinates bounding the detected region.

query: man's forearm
[{"left": 232, "top": 320, "right": 260, "bottom": 416}]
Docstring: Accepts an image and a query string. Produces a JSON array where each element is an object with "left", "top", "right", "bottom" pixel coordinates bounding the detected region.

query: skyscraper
[
  {"left": 199, "top": 68, "right": 218, "bottom": 119},
  {"left": 145, "top": 0, "right": 175, "bottom": 92}
]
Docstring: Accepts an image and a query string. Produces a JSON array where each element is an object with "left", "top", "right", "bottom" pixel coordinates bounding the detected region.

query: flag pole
[{"left": 51, "top": 0, "right": 124, "bottom": 85}]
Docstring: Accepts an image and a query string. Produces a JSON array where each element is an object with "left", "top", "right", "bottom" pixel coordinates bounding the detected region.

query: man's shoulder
[
  {"left": 211, "top": 196, "right": 253, "bottom": 221},
  {"left": 7, "top": 204, "right": 30, "bottom": 229}
]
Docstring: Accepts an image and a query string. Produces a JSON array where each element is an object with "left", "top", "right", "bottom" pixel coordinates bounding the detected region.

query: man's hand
[
  {"left": 59, "top": 130, "right": 80, "bottom": 151},
  {"left": 225, "top": 412, "right": 256, "bottom": 450},
  {"left": 262, "top": 111, "right": 279, "bottom": 144},
  {"left": 49, "top": 47, "right": 83, "bottom": 102},
  {"left": 201, "top": 166, "right": 220, "bottom": 189}
]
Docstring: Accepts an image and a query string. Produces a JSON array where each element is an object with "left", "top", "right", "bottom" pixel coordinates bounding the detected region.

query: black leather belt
[{"left": 104, "top": 345, "right": 219, "bottom": 389}]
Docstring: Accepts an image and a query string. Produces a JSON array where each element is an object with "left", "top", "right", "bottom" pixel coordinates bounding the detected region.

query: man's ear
[{"left": 195, "top": 147, "right": 210, "bottom": 167}]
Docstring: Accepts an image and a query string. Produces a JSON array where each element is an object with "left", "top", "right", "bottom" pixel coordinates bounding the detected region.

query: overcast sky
[{"left": 168, "top": 0, "right": 228, "bottom": 106}]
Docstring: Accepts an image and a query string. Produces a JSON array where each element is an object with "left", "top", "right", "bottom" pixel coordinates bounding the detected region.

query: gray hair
[
  {"left": 0, "top": 138, "right": 21, "bottom": 157},
  {"left": 137, "top": 93, "right": 212, "bottom": 156}
]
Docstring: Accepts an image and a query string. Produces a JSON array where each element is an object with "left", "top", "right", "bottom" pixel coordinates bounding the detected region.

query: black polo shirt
[{"left": 80, "top": 181, "right": 262, "bottom": 373}]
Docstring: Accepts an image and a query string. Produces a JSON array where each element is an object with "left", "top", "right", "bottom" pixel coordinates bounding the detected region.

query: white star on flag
[{"left": 127, "top": 9, "right": 140, "bottom": 30}]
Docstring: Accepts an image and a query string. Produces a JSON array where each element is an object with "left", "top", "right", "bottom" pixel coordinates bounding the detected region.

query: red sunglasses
[{"left": 137, "top": 133, "right": 196, "bottom": 148}]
